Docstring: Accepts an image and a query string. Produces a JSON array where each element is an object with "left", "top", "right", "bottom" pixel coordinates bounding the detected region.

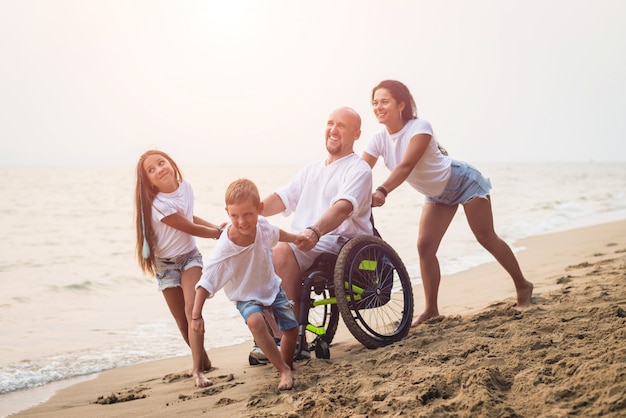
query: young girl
[
  {"left": 362, "top": 80, "right": 534, "bottom": 326},
  {"left": 134, "top": 149, "right": 223, "bottom": 388}
]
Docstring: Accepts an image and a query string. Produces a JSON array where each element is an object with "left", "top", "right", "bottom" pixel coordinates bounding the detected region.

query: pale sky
[{"left": 1, "top": 0, "right": 625, "bottom": 167}]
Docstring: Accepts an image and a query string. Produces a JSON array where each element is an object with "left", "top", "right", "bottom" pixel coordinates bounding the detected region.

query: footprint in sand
[{"left": 93, "top": 386, "right": 149, "bottom": 404}]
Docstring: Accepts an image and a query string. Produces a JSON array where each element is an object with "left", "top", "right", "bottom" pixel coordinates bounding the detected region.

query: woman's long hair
[
  {"left": 134, "top": 150, "right": 184, "bottom": 275},
  {"left": 372, "top": 80, "right": 448, "bottom": 156}
]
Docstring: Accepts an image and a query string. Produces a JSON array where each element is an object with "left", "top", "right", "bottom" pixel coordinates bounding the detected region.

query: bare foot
[
  {"left": 411, "top": 310, "right": 439, "bottom": 327},
  {"left": 194, "top": 372, "right": 213, "bottom": 388},
  {"left": 516, "top": 281, "right": 534, "bottom": 307},
  {"left": 277, "top": 370, "right": 294, "bottom": 391}
]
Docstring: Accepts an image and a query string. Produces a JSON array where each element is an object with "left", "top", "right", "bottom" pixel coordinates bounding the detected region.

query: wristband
[
  {"left": 376, "top": 186, "right": 389, "bottom": 197},
  {"left": 306, "top": 226, "right": 321, "bottom": 240}
]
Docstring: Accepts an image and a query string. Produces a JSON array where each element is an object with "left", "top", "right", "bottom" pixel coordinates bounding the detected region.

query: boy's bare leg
[
  {"left": 247, "top": 313, "right": 293, "bottom": 390},
  {"left": 263, "top": 308, "right": 283, "bottom": 340},
  {"left": 280, "top": 326, "right": 298, "bottom": 371}
]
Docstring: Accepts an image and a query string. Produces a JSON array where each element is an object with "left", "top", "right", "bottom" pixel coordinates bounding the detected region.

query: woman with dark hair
[{"left": 362, "top": 80, "right": 533, "bottom": 326}]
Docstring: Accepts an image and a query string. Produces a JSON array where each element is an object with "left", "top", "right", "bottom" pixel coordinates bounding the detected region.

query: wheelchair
[{"left": 295, "top": 232, "right": 414, "bottom": 359}]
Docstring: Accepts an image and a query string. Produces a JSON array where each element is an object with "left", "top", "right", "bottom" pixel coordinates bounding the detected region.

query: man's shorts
[{"left": 288, "top": 234, "right": 349, "bottom": 272}]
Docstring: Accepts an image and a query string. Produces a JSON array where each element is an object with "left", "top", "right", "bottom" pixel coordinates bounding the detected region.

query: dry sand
[{"left": 14, "top": 220, "right": 626, "bottom": 417}]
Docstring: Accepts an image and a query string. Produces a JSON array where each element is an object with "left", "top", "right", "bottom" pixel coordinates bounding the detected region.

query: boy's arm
[
  {"left": 191, "top": 286, "right": 210, "bottom": 333},
  {"left": 278, "top": 228, "right": 302, "bottom": 244}
]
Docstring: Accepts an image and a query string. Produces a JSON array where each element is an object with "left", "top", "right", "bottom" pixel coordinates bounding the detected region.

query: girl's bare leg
[
  {"left": 162, "top": 286, "right": 211, "bottom": 370},
  {"left": 463, "top": 196, "right": 533, "bottom": 306},
  {"left": 181, "top": 267, "right": 212, "bottom": 387}
]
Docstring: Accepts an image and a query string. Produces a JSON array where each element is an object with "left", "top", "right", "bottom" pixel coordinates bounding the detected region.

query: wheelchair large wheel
[{"left": 334, "top": 235, "right": 414, "bottom": 349}]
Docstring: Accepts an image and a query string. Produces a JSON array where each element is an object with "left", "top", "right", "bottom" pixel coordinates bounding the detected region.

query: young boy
[{"left": 191, "top": 178, "right": 302, "bottom": 391}]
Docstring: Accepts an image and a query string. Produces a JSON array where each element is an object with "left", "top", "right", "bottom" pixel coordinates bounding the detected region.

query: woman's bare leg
[
  {"left": 463, "top": 196, "right": 533, "bottom": 306},
  {"left": 413, "top": 203, "right": 458, "bottom": 326}
]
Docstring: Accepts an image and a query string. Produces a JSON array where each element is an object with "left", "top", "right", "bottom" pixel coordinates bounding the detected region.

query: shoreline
[{"left": 8, "top": 219, "right": 626, "bottom": 417}]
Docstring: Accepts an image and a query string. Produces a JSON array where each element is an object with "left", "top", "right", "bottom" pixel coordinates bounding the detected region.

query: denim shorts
[
  {"left": 425, "top": 160, "right": 492, "bottom": 206},
  {"left": 236, "top": 288, "right": 299, "bottom": 332},
  {"left": 155, "top": 248, "right": 203, "bottom": 291},
  {"left": 288, "top": 234, "right": 348, "bottom": 272}
]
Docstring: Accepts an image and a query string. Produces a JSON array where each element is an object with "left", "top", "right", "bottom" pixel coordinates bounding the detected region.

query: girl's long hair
[
  {"left": 372, "top": 80, "right": 448, "bottom": 156},
  {"left": 134, "top": 150, "right": 184, "bottom": 275}
]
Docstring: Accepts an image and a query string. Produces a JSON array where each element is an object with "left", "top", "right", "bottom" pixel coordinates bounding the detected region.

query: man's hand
[{"left": 295, "top": 228, "right": 319, "bottom": 251}]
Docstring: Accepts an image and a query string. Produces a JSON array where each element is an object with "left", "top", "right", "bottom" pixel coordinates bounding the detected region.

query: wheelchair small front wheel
[{"left": 334, "top": 235, "right": 414, "bottom": 349}]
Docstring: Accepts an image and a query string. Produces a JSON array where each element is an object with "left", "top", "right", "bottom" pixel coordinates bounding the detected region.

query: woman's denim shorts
[
  {"left": 236, "top": 288, "right": 299, "bottom": 332},
  {"left": 155, "top": 248, "right": 203, "bottom": 291},
  {"left": 425, "top": 160, "right": 492, "bottom": 206}
]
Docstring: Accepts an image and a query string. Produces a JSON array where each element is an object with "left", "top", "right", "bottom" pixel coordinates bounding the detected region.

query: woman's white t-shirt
[{"left": 364, "top": 119, "right": 452, "bottom": 197}]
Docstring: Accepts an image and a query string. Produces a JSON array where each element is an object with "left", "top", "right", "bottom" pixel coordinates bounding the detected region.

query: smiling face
[
  {"left": 325, "top": 107, "right": 361, "bottom": 163},
  {"left": 372, "top": 88, "right": 405, "bottom": 133},
  {"left": 225, "top": 197, "right": 262, "bottom": 244},
  {"left": 142, "top": 153, "right": 179, "bottom": 193}
]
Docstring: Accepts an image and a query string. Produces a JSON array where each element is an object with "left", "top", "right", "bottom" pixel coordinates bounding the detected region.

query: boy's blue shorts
[{"left": 236, "top": 287, "right": 298, "bottom": 332}]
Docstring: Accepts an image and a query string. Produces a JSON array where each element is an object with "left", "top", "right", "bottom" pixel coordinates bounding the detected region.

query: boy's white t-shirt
[
  {"left": 364, "top": 119, "right": 452, "bottom": 197},
  {"left": 196, "top": 216, "right": 282, "bottom": 306}
]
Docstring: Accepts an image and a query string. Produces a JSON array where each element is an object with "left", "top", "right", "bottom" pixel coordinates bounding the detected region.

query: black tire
[{"left": 334, "top": 235, "right": 414, "bottom": 349}]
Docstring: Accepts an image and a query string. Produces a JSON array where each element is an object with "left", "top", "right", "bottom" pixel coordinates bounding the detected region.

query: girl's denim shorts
[
  {"left": 155, "top": 248, "right": 203, "bottom": 291},
  {"left": 425, "top": 160, "right": 492, "bottom": 206}
]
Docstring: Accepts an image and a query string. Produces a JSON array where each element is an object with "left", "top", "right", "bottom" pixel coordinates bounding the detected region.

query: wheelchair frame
[{"left": 295, "top": 234, "right": 414, "bottom": 359}]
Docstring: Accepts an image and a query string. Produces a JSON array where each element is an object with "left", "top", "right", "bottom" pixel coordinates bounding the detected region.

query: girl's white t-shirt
[
  {"left": 364, "top": 119, "right": 452, "bottom": 197},
  {"left": 151, "top": 180, "right": 197, "bottom": 259}
]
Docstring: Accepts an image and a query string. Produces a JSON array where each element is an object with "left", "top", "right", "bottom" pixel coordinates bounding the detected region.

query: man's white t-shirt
[{"left": 275, "top": 153, "right": 373, "bottom": 237}]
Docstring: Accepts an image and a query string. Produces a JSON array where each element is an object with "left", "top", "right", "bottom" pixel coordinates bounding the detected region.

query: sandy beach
[{"left": 13, "top": 220, "right": 626, "bottom": 417}]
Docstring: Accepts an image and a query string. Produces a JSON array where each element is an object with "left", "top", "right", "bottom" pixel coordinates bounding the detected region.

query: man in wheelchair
[{"left": 253, "top": 107, "right": 374, "bottom": 362}]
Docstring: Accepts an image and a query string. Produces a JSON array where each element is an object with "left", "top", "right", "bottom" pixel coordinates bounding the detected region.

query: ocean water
[{"left": 1, "top": 161, "right": 625, "bottom": 415}]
